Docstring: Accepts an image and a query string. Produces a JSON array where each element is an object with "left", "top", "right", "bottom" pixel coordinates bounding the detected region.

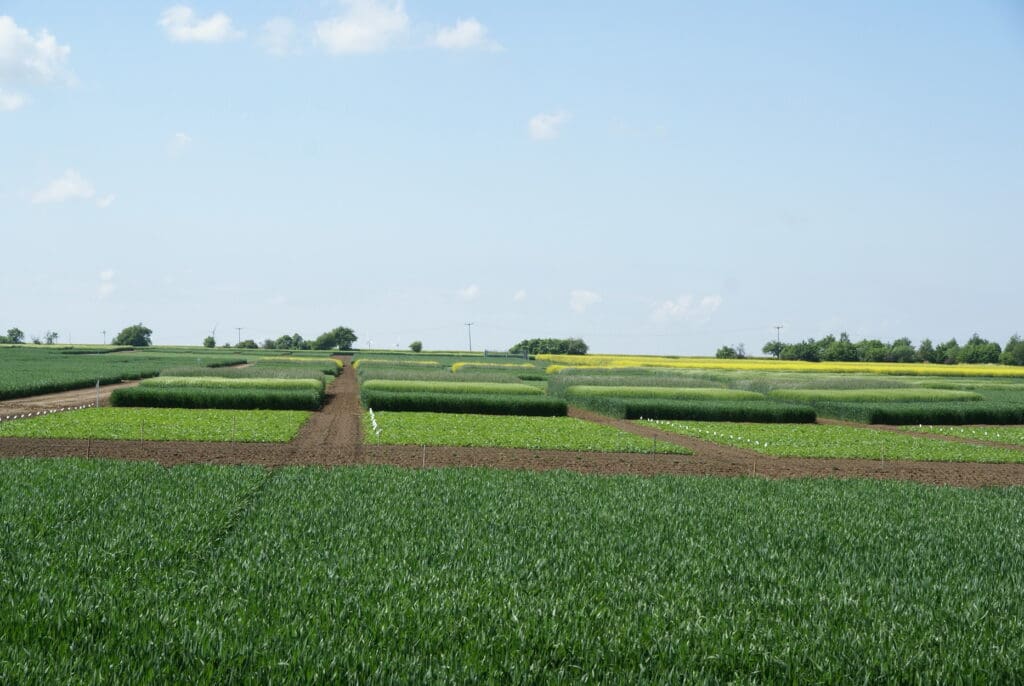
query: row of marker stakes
[{"left": 0, "top": 405, "right": 92, "bottom": 424}]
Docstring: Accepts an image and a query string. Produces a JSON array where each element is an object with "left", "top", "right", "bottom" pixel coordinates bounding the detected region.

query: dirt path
[
  {"left": 4, "top": 365, "right": 1024, "bottom": 487},
  {"left": 0, "top": 380, "right": 140, "bottom": 417}
]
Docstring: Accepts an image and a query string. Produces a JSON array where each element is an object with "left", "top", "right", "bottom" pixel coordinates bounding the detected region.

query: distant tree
[
  {"left": 887, "top": 337, "right": 917, "bottom": 363},
  {"left": 236, "top": 339, "right": 258, "bottom": 349},
  {"left": 112, "top": 324, "right": 153, "bottom": 347},
  {"left": 274, "top": 333, "right": 309, "bottom": 350},
  {"left": 313, "top": 326, "right": 358, "bottom": 351},
  {"left": 916, "top": 338, "right": 936, "bottom": 363},
  {"left": 958, "top": 333, "right": 1001, "bottom": 364},
  {"left": 821, "top": 332, "right": 858, "bottom": 362},
  {"left": 933, "top": 338, "right": 960, "bottom": 365},
  {"left": 762, "top": 340, "right": 784, "bottom": 359},
  {"left": 509, "top": 338, "right": 589, "bottom": 355},
  {"left": 1001, "top": 335, "right": 1024, "bottom": 366},
  {"left": 261, "top": 339, "right": 277, "bottom": 349},
  {"left": 409, "top": 340, "right": 423, "bottom": 353},
  {"left": 855, "top": 339, "right": 888, "bottom": 362},
  {"left": 780, "top": 339, "right": 820, "bottom": 362},
  {"left": 43, "top": 331, "right": 59, "bottom": 345},
  {"left": 715, "top": 345, "right": 740, "bottom": 359},
  {"left": 5, "top": 328, "right": 24, "bottom": 344},
  {"left": 203, "top": 335, "right": 216, "bottom": 348}
]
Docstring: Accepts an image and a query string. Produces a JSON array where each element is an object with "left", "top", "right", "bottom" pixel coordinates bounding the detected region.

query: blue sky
[{"left": 2, "top": 1, "right": 1022, "bottom": 353}]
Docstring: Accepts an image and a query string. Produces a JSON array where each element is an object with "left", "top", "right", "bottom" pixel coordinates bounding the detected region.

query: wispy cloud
[
  {"left": 513, "top": 289, "right": 527, "bottom": 302},
  {"left": 651, "top": 294, "right": 722, "bottom": 323},
  {"left": 0, "top": 15, "right": 72, "bottom": 111},
  {"left": 259, "top": 17, "right": 298, "bottom": 56},
  {"left": 32, "top": 169, "right": 95, "bottom": 204},
  {"left": 432, "top": 18, "right": 500, "bottom": 51},
  {"left": 570, "top": 289, "right": 601, "bottom": 313},
  {"left": 159, "top": 5, "right": 243, "bottom": 43},
  {"left": 315, "top": 0, "right": 409, "bottom": 55},
  {"left": 457, "top": 284, "right": 480, "bottom": 301},
  {"left": 529, "top": 110, "right": 570, "bottom": 141},
  {"left": 95, "top": 194, "right": 116, "bottom": 209}
]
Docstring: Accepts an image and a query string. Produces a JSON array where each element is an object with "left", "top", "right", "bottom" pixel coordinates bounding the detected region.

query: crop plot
[{"left": 365, "top": 411, "right": 691, "bottom": 454}]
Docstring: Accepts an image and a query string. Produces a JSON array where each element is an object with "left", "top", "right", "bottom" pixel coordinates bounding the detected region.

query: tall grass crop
[
  {"left": 565, "top": 385, "right": 764, "bottom": 401},
  {"left": 142, "top": 375, "right": 324, "bottom": 394},
  {"left": 111, "top": 386, "right": 323, "bottom": 411},
  {"left": 2, "top": 460, "right": 1024, "bottom": 682},
  {"left": 769, "top": 388, "right": 983, "bottom": 403},
  {"left": 812, "top": 401, "right": 1024, "bottom": 425},
  {"left": 574, "top": 396, "right": 815, "bottom": 422}
]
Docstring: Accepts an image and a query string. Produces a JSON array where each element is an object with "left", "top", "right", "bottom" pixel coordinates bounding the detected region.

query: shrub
[{"left": 361, "top": 390, "right": 567, "bottom": 416}]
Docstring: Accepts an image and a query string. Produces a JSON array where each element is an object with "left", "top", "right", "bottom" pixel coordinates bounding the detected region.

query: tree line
[
  {"left": 717, "top": 332, "right": 1024, "bottom": 366},
  {"left": 509, "top": 338, "right": 589, "bottom": 355}
]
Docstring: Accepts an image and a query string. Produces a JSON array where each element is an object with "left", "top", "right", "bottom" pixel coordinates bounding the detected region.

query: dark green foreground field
[{"left": 2, "top": 459, "right": 1022, "bottom": 683}]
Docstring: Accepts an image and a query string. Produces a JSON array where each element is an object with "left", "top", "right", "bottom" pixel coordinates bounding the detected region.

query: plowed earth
[{"left": 2, "top": 360, "right": 1023, "bottom": 487}]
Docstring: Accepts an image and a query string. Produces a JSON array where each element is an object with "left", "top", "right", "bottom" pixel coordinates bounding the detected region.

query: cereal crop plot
[
  {"left": 0, "top": 407, "right": 309, "bottom": 442},
  {"left": 2, "top": 460, "right": 1024, "bottom": 682},
  {"left": 646, "top": 420, "right": 1024, "bottom": 463},
  {"left": 769, "top": 388, "right": 984, "bottom": 403},
  {"left": 364, "top": 411, "right": 691, "bottom": 453},
  {"left": 361, "top": 379, "right": 543, "bottom": 395},
  {"left": 565, "top": 385, "right": 765, "bottom": 401},
  {"left": 903, "top": 425, "right": 1024, "bottom": 447}
]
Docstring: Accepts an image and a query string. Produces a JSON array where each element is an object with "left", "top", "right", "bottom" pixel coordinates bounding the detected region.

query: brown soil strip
[
  {"left": 0, "top": 380, "right": 140, "bottom": 416},
  {"left": 3, "top": 364, "right": 1024, "bottom": 488}
]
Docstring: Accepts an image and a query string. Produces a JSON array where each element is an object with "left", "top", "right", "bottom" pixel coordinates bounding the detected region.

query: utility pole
[
  {"left": 102, "top": 330, "right": 106, "bottom": 345},
  {"left": 774, "top": 324, "right": 784, "bottom": 359},
  {"left": 465, "top": 322, "right": 474, "bottom": 352},
  {"left": 236, "top": 327, "right": 242, "bottom": 345}
]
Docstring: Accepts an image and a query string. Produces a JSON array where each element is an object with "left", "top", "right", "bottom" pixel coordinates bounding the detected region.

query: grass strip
[{"left": 361, "top": 390, "right": 567, "bottom": 416}]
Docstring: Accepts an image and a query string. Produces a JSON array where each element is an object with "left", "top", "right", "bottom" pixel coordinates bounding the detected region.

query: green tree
[
  {"left": 5, "top": 327, "right": 24, "bottom": 344},
  {"left": 933, "top": 338, "right": 960, "bottom": 365},
  {"left": 916, "top": 338, "right": 936, "bottom": 363},
  {"left": 715, "top": 345, "right": 739, "bottom": 359},
  {"left": 112, "top": 324, "right": 153, "bottom": 347},
  {"left": 409, "top": 340, "right": 423, "bottom": 353},
  {"left": 313, "top": 326, "right": 358, "bottom": 351},
  {"left": 1000, "top": 335, "right": 1024, "bottom": 366},
  {"left": 236, "top": 339, "right": 259, "bottom": 349},
  {"left": 203, "top": 336, "right": 216, "bottom": 348},
  {"left": 958, "top": 333, "right": 1001, "bottom": 364},
  {"left": 762, "top": 340, "right": 784, "bottom": 359},
  {"left": 43, "top": 331, "right": 59, "bottom": 345}
]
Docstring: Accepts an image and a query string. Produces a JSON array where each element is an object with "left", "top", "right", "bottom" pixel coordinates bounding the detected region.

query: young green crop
[
  {"left": 2, "top": 460, "right": 1024, "bottom": 682},
  {"left": 364, "top": 411, "right": 691, "bottom": 453},
  {"left": 361, "top": 379, "right": 543, "bottom": 395},
  {"left": 0, "top": 407, "right": 309, "bottom": 442},
  {"left": 646, "top": 420, "right": 1024, "bottom": 463},
  {"left": 142, "top": 375, "right": 324, "bottom": 392},
  {"left": 902, "top": 425, "right": 1024, "bottom": 446}
]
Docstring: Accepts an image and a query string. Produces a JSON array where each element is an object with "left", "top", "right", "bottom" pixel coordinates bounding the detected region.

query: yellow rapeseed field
[{"left": 538, "top": 354, "right": 1024, "bottom": 378}]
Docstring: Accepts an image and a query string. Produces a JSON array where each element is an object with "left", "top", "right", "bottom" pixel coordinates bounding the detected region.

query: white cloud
[
  {"left": 98, "top": 269, "right": 115, "bottom": 298},
  {"left": 159, "top": 6, "right": 243, "bottom": 43},
  {"left": 259, "top": 17, "right": 298, "bottom": 56},
  {"left": 569, "top": 289, "right": 601, "bottom": 313},
  {"left": 168, "top": 131, "right": 192, "bottom": 156},
  {"left": 652, "top": 294, "right": 723, "bottom": 323},
  {"left": 32, "top": 169, "right": 95, "bottom": 204},
  {"left": 95, "top": 194, "right": 116, "bottom": 209},
  {"left": 433, "top": 18, "right": 500, "bottom": 51},
  {"left": 529, "top": 110, "right": 570, "bottom": 141},
  {"left": 0, "top": 15, "right": 71, "bottom": 82},
  {"left": 513, "top": 289, "right": 527, "bottom": 302},
  {"left": 315, "top": 0, "right": 409, "bottom": 54},
  {"left": 268, "top": 295, "right": 287, "bottom": 306},
  {"left": 457, "top": 284, "right": 480, "bottom": 301},
  {"left": 0, "top": 87, "right": 25, "bottom": 111}
]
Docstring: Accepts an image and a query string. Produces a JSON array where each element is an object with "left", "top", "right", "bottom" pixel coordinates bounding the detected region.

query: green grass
[
  {"left": 769, "top": 388, "right": 983, "bottom": 403},
  {"left": 365, "top": 411, "right": 691, "bottom": 453},
  {"left": 2, "top": 460, "right": 1024, "bottom": 682},
  {"left": 565, "top": 385, "right": 764, "bottom": 400},
  {"left": 362, "top": 379, "right": 543, "bottom": 395},
  {"left": 0, "top": 407, "right": 309, "bottom": 442},
  {"left": 645, "top": 420, "right": 1024, "bottom": 462},
  {"left": 903, "top": 425, "right": 1024, "bottom": 447}
]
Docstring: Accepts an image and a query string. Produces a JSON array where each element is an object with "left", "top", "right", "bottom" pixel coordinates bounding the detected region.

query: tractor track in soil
[{"left": 2, "top": 359, "right": 1024, "bottom": 487}]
